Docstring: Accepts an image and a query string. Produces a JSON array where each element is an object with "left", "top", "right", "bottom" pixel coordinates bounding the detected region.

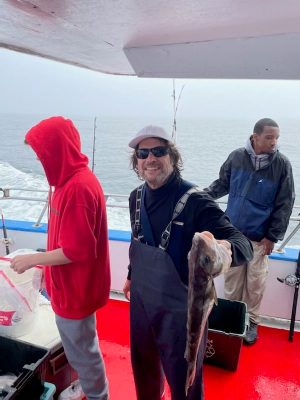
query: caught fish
[{"left": 184, "top": 231, "right": 232, "bottom": 395}]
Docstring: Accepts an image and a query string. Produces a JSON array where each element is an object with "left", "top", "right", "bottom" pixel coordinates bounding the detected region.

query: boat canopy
[{"left": 1, "top": 1, "right": 300, "bottom": 79}]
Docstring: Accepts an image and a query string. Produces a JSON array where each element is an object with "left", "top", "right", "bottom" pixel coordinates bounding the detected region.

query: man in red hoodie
[{"left": 10, "top": 116, "right": 111, "bottom": 400}]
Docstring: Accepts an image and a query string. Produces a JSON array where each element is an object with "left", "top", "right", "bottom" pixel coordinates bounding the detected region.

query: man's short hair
[{"left": 253, "top": 118, "right": 279, "bottom": 134}]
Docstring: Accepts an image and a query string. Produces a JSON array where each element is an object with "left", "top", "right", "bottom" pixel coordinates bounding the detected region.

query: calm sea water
[{"left": 0, "top": 112, "right": 299, "bottom": 244}]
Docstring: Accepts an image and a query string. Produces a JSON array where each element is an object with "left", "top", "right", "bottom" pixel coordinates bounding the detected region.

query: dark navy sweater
[{"left": 128, "top": 173, "right": 253, "bottom": 285}]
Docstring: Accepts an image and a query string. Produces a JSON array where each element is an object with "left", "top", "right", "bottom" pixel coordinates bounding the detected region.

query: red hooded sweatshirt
[{"left": 25, "top": 116, "right": 111, "bottom": 319}]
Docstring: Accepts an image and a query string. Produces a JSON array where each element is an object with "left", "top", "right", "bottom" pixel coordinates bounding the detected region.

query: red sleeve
[{"left": 57, "top": 186, "right": 101, "bottom": 262}]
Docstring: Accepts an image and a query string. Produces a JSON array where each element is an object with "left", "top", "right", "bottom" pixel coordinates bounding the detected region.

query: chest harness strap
[
  {"left": 134, "top": 184, "right": 201, "bottom": 250},
  {"left": 133, "top": 185, "right": 144, "bottom": 241}
]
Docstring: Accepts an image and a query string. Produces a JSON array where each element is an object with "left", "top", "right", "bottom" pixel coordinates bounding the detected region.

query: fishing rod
[
  {"left": 277, "top": 250, "right": 300, "bottom": 342},
  {"left": 92, "top": 116, "right": 97, "bottom": 173},
  {"left": 288, "top": 250, "right": 300, "bottom": 341},
  {"left": 171, "top": 79, "right": 185, "bottom": 143},
  {"left": 0, "top": 208, "right": 10, "bottom": 255}
]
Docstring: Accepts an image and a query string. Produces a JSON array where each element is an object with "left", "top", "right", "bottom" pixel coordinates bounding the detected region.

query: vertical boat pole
[{"left": 1, "top": 208, "right": 10, "bottom": 255}]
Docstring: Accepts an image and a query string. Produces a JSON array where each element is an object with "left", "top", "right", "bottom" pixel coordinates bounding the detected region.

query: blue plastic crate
[{"left": 40, "top": 382, "right": 56, "bottom": 400}]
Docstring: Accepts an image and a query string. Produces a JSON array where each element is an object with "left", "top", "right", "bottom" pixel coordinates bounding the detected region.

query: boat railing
[
  {"left": 104, "top": 193, "right": 129, "bottom": 208},
  {"left": 1, "top": 187, "right": 300, "bottom": 249}
]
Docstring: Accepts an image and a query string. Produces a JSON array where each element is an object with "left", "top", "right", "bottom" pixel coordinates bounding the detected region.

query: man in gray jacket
[{"left": 204, "top": 118, "right": 295, "bottom": 344}]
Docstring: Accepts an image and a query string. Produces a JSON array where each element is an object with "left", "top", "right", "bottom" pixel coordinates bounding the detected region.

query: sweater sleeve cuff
[
  {"left": 127, "top": 264, "right": 131, "bottom": 280},
  {"left": 265, "top": 235, "right": 277, "bottom": 243}
]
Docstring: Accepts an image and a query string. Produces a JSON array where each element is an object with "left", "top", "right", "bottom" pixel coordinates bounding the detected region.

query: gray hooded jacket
[{"left": 204, "top": 139, "right": 295, "bottom": 242}]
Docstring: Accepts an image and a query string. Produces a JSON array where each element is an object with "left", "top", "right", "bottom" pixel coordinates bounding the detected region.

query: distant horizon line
[{"left": 0, "top": 111, "right": 299, "bottom": 122}]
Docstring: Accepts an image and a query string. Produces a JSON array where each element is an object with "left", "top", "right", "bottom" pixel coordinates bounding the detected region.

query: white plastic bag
[{"left": 0, "top": 257, "right": 42, "bottom": 337}]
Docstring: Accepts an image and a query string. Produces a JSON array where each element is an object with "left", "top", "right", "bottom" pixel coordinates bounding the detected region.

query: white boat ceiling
[{"left": 1, "top": 0, "right": 300, "bottom": 79}]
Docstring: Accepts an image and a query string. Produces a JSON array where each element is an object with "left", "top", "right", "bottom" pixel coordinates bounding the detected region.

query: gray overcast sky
[{"left": 1, "top": 48, "right": 300, "bottom": 120}]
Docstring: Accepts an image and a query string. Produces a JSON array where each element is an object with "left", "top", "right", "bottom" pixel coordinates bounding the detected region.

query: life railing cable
[{"left": 1, "top": 187, "right": 300, "bottom": 247}]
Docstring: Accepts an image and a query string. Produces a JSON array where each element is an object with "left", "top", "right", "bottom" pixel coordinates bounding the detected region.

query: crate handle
[{"left": 50, "top": 350, "right": 69, "bottom": 374}]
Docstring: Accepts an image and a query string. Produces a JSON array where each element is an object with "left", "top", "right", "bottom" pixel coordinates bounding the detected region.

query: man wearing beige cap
[{"left": 123, "top": 125, "right": 253, "bottom": 400}]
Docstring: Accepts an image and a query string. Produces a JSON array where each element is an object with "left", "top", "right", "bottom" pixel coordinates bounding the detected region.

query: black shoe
[{"left": 244, "top": 322, "right": 258, "bottom": 345}]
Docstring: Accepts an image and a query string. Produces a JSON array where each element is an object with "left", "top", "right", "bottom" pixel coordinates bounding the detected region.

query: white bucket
[{"left": 0, "top": 258, "right": 42, "bottom": 337}]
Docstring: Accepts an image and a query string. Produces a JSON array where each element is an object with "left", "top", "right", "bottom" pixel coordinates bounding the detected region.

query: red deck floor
[{"left": 96, "top": 299, "right": 300, "bottom": 400}]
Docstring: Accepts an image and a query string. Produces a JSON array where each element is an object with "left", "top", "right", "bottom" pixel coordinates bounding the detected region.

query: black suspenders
[{"left": 133, "top": 184, "right": 201, "bottom": 250}]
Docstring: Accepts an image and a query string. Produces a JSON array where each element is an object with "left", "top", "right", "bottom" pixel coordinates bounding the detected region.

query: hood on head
[{"left": 25, "top": 116, "right": 88, "bottom": 187}]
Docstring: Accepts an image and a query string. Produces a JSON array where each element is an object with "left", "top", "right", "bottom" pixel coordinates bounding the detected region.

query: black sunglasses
[{"left": 136, "top": 146, "right": 169, "bottom": 159}]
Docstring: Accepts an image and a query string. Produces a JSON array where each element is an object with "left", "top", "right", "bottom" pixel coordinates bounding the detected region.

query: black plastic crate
[
  {"left": 204, "top": 298, "right": 247, "bottom": 370},
  {"left": 0, "top": 336, "right": 49, "bottom": 399}
]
